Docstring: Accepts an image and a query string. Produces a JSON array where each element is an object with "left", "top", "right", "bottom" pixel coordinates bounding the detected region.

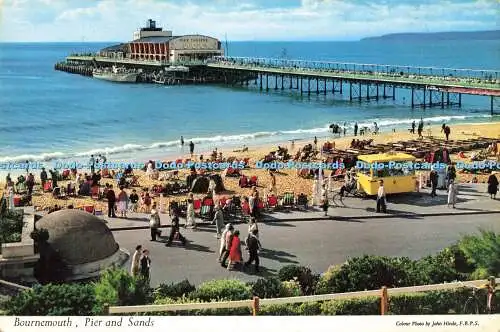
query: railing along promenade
[
  {"left": 66, "top": 55, "right": 206, "bottom": 67},
  {"left": 207, "top": 57, "right": 500, "bottom": 92},
  {"left": 105, "top": 278, "right": 499, "bottom": 315}
]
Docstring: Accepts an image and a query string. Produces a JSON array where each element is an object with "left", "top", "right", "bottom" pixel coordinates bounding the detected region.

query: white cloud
[{"left": 0, "top": 0, "right": 497, "bottom": 42}]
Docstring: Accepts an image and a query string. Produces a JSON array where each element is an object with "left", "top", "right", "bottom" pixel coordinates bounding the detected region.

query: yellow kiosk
[{"left": 356, "top": 152, "right": 417, "bottom": 195}]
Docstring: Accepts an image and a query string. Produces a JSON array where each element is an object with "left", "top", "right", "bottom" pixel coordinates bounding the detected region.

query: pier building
[{"left": 99, "top": 19, "right": 223, "bottom": 63}]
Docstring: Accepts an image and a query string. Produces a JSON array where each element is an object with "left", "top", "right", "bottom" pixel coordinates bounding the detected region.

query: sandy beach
[{"left": 1, "top": 121, "right": 499, "bottom": 212}]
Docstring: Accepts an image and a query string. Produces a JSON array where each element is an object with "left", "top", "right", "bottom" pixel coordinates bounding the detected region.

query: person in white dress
[
  {"left": 130, "top": 245, "right": 142, "bottom": 276},
  {"left": 447, "top": 180, "right": 458, "bottom": 208},
  {"left": 186, "top": 199, "right": 196, "bottom": 229}
]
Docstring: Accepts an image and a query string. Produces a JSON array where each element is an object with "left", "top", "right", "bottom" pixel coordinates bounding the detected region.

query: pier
[{"left": 56, "top": 55, "right": 500, "bottom": 114}]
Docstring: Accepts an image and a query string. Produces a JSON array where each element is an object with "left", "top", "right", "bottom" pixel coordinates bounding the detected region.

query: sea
[{"left": 0, "top": 39, "right": 499, "bottom": 171}]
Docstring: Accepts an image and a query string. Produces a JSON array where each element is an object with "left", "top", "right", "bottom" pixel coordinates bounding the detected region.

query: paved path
[
  {"left": 103, "top": 183, "right": 500, "bottom": 230},
  {"left": 113, "top": 213, "right": 500, "bottom": 287}
]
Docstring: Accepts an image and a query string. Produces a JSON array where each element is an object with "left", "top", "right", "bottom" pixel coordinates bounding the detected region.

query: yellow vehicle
[{"left": 356, "top": 152, "right": 417, "bottom": 195}]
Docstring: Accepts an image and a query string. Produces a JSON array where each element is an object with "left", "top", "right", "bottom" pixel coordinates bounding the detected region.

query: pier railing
[
  {"left": 208, "top": 57, "right": 500, "bottom": 90},
  {"left": 105, "top": 278, "right": 499, "bottom": 316}
]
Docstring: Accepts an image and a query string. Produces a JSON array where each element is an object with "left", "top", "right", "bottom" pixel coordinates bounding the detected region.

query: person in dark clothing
[
  {"left": 417, "top": 120, "right": 424, "bottom": 138},
  {"left": 429, "top": 170, "right": 438, "bottom": 197},
  {"left": 189, "top": 141, "right": 195, "bottom": 156},
  {"left": 49, "top": 169, "right": 58, "bottom": 188},
  {"left": 165, "top": 214, "right": 186, "bottom": 246},
  {"left": 129, "top": 189, "right": 139, "bottom": 212},
  {"left": 313, "top": 136, "right": 318, "bottom": 148},
  {"left": 139, "top": 249, "right": 151, "bottom": 282},
  {"left": 180, "top": 136, "right": 184, "bottom": 146},
  {"left": 91, "top": 172, "right": 100, "bottom": 186},
  {"left": 487, "top": 173, "right": 499, "bottom": 199},
  {"left": 354, "top": 122, "right": 358, "bottom": 136},
  {"left": 40, "top": 168, "right": 48, "bottom": 188},
  {"left": 244, "top": 229, "right": 261, "bottom": 272},
  {"left": 444, "top": 126, "right": 451, "bottom": 141},
  {"left": 107, "top": 185, "right": 117, "bottom": 217},
  {"left": 89, "top": 155, "right": 95, "bottom": 174},
  {"left": 411, "top": 120, "right": 416, "bottom": 134},
  {"left": 26, "top": 173, "right": 35, "bottom": 195},
  {"left": 441, "top": 123, "right": 446, "bottom": 133}
]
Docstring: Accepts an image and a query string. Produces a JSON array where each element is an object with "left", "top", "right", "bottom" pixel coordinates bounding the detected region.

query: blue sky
[{"left": 0, "top": 0, "right": 498, "bottom": 42}]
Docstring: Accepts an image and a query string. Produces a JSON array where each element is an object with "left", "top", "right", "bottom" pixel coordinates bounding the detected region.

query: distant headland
[{"left": 361, "top": 30, "right": 500, "bottom": 42}]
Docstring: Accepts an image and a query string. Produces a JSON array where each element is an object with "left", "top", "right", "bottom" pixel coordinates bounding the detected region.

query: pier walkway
[{"left": 207, "top": 57, "right": 500, "bottom": 95}]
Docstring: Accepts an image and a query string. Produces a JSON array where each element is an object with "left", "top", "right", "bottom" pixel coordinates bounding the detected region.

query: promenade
[{"left": 104, "top": 183, "right": 500, "bottom": 286}]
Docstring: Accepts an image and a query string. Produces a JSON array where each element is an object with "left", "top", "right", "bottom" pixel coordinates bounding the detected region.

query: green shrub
[
  {"left": 281, "top": 280, "right": 302, "bottom": 297},
  {"left": 278, "top": 265, "right": 319, "bottom": 295},
  {"left": 249, "top": 278, "right": 285, "bottom": 299},
  {"left": 154, "top": 279, "right": 195, "bottom": 300},
  {"left": 150, "top": 297, "right": 252, "bottom": 316},
  {"left": 93, "top": 268, "right": 151, "bottom": 314},
  {"left": 458, "top": 229, "right": 500, "bottom": 276},
  {"left": 325, "top": 256, "right": 417, "bottom": 293},
  {"left": 321, "top": 297, "right": 380, "bottom": 315},
  {"left": 4, "top": 283, "right": 96, "bottom": 315},
  {"left": 315, "top": 265, "right": 342, "bottom": 294},
  {"left": 414, "top": 251, "right": 460, "bottom": 285},
  {"left": 189, "top": 279, "right": 251, "bottom": 302},
  {"left": 259, "top": 304, "right": 298, "bottom": 315}
]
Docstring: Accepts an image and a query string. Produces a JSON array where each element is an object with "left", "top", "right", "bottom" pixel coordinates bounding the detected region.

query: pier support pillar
[
  {"left": 308, "top": 78, "right": 311, "bottom": 96},
  {"left": 366, "top": 84, "right": 370, "bottom": 101},
  {"left": 296, "top": 77, "right": 299, "bottom": 90},
  {"left": 423, "top": 88, "right": 426, "bottom": 109},
  {"left": 491, "top": 96, "right": 494, "bottom": 115},
  {"left": 259, "top": 74, "right": 262, "bottom": 90},
  {"left": 458, "top": 93, "right": 462, "bottom": 107},
  {"left": 324, "top": 79, "right": 327, "bottom": 95},
  {"left": 441, "top": 92, "right": 444, "bottom": 109},
  {"left": 266, "top": 74, "right": 269, "bottom": 91},
  {"left": 447, "top": 92, "right": 450, "bottom": 106},
  {"left": 316, "top": 79, "right": 319, "bottom": 95},
  {"left": 429, "top": 90, "right": 433, "bottom": 108},
  {"left": 281, "top": 75, "right": 284, "bottom": 90},
  {"left": 392, "top": 86, "right": 395, "bottom": 100},
  {"left": 339, "top": 80, "right": 343, "bottom": 94},
  {"left": 411, "top": 88, "right": 414, "bottom": 108},
  {"left": 359, "top": 82, "right": 362, "bottom": 102},
  {"left": 275, "top": 75, "right": 278, "bottom": 90},
  {"left": 376, "top": 84, "right": 379, "bottom": 101},
  {"left": 349, "top": 82, "right": 353, "bottom": 101},
  {"left": 300, "top": 78, "right": 303, "bottom": 95},
  {"left": 289, "top": 76, "right": 293, "bottom": 89}
]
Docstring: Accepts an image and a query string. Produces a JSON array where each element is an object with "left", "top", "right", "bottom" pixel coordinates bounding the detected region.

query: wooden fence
[{"left": 106, "top": 278, "right": 499, "bottom": 315}]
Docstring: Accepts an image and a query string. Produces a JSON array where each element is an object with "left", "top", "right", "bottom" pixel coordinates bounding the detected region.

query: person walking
[
  {"left": 354, "top": 122, "right": 358, "bottom": 136},
  {"left": 26, "top": 173, "right": 35, "bottom": 196},
  {"left": 149, "top": 203, "right": 161, "bottom": 241},
  {"left": 130, "top": 245, "right": 142, "bottom": 277},
  {"left": 189, "top": 141, "right": 195, "bottom": 157},
  {"left": 269, "top": 170, "right": 277, "bottom": 196},
  {"left": 165, "top": 213, "right": 187, "bottom": 247},
  {"left": 213, "top": 205, "right": 225, "bottom": 238},
  {"left": 411, "top": 120, "right": 416, "bottom": 134},
  {"left": 180, "top": 136, "right": 184, "bottom": 147},
  {"left": 429, "top": 170, "right": 438, "bottom": 197},
  {"left": 447, "top": 179, "right": 458, "bottom": 208},
  {"left": 106, "top": 185, "right": 117, "bottom": 218},
  {"left": 313, "top": 136, "right": 318, "bottom": 149},
  {"left": 444, "top": 125, "right": 451, "bottom": 141},
  {"left": 244, "top": 229, "right": 261, "bottom": 273},
  {"left": 417, "top": 119, "right": 424, "bottom": 139},
  {"left": 219, "top": 223, "right": 234, "bottom": 266},
  {"left": 117, "top": 186, "right": 128, "bottom": 218},
  {"left": 447, "top": 164, "right": 456, "bottom": 188},
  {"left": 89, "top": 155, "right": 95, "bottom": 174},
  {"left": 376, "top": 180, "right": 387, "bottom": 213},
  {"left": 487, "top": 172, "right": 499, "bottom": 199},
  {"left": 185, "top": 198, "right": 197, "bottom": 229},
  {"left": 321, "top": 185, "right": 329, "bottom": 216},
  {"left": 227, "top": 230, "right": 242, "bottom": 271},
  {"left": 139, "top": 249, "right": 151, "bottom": 283},
  {"left": 40, "top": 168, "right": 48, "bottom": 189}
]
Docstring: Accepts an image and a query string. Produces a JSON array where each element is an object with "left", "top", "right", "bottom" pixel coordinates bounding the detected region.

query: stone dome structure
[{"left": 36, "top": 210, "right": 127, "bottom": 277}]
